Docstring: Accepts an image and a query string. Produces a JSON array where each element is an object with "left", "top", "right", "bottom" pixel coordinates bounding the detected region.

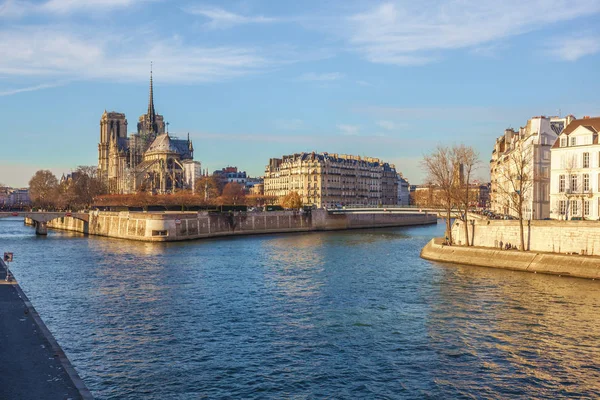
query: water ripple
[{"left": 1, "top": 219, "right": 599, "bottom": 399}]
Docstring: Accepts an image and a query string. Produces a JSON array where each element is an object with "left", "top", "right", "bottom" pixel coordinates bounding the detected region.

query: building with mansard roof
[
  {"left": 550, "top": 116, "right": 600, "bottom": 220},
  {"left": 98, "top": 70, "right": 201, "bottom": 194},
  {"left": 489, "top": 115, "right": 575, "bottom": 220},
  {"left": 264, "top": 152, "right": 398, "bottom": 208}
]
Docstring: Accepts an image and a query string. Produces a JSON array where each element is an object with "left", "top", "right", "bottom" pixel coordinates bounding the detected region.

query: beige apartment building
[
  {"left": 264, "top": 152, "right": 398, "bottom": 208},
  {"left": 490, "top": 115, "right": 575, "bottom": 219}
]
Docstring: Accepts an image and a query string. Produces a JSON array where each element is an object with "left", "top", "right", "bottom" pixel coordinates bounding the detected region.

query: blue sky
[{"left": 1, "top": 0, "right": 600, "bottom": 187}]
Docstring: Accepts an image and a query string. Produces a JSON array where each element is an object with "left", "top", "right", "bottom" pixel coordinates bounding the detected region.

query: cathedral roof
[
  {"left": 146, "top": 134, "right": 180, "bottom": 154},
  {"left": 145, "top": 134, "right": 193, "bottom": 159}
]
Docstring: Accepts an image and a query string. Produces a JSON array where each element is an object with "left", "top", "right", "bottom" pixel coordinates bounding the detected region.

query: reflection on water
[{"left": 1, "top": 218, "right": 599, "bottom": 399}]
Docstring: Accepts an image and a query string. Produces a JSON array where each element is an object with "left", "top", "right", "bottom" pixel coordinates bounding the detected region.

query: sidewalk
[{"left": 0, "top": 261, "right": 93, "bottom": 399}]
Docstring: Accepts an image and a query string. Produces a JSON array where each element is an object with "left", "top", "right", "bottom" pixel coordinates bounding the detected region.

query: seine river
[{"left": 2, "top": 218, "right": 599, "bottom": 399}]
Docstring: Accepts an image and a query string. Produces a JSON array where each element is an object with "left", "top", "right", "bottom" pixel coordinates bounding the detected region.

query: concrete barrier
[
  {"left": 39, "top": 209, "right": 437, "bottom": 242},
  {"left": 420, "top": 238, "right": 600, "bottom": 280}
]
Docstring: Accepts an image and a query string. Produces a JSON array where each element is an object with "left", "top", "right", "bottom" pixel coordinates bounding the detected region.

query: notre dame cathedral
[{"left": 98, "top": 70, "right": 201, "bottom": 194}]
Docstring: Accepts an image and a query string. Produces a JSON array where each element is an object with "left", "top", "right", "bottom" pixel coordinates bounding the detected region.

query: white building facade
[
  {"left": 550, "top": 117, "right": 600, "bottom": 220},
  {"left": 490, "top": 115, "right": 574, "bottom": 219}
]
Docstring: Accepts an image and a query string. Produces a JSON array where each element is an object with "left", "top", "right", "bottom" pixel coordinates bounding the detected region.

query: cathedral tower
[{"left": 99, "top": 111, "right": 127, "bottom": 174}]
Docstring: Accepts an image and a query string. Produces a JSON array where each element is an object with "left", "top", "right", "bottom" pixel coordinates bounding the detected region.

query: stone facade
[
  {"left": 452, "top": 218, "right": 600, "bottom": 256},
  {"left": 421, "top": 238, "right": 600, "bottom": 280},
  {"left": 490, "top": 115, "right": 575, "bottom": 219},
  {"left": 264, "top": 152, "right": 398, "bottom": 208},
  {"left": 550, "top": 116, "right": 600, "bottom": 220},
  {"left": 43, "top": 209, "right": 436, "bottom": 242},
  {"left": 98, "top": 70, "right": 199, "bottom": 194},
  {"left": 397, "top": 174, "right": 410, "bottom": 206}
]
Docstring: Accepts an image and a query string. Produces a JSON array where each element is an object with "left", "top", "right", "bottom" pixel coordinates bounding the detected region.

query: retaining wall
[
  {"left": 421, "top": 238, "right": 600, "bottom": 280},
  {"left": 453, "top": 219, "right": 600, "bottom": 256},
  {"left": 42, "top": 209, "right": 436, "bottom": 242}
]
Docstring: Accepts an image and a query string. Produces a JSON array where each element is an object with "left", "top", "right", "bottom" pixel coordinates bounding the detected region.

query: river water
[{"left": 1, "top": 218, "right": 599, "bottom": 399}]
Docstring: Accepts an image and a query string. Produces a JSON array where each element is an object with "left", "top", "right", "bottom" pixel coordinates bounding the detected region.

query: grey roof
[{"left": 145, "top": 134, "right": 193, "bottom": 159}]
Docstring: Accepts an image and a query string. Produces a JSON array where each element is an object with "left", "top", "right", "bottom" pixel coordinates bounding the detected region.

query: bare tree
[
  {"left": 29, "top": 170, "right": 59, "bottom": 210},
  {"left": 495, "top": 140, "right": 534, "bottom": 250},
  {"left": 452, "top": 145, "right": 480, "bottom": 246},
  {"left": 422, "top": 146, "right": 461, "bottom": 244}
]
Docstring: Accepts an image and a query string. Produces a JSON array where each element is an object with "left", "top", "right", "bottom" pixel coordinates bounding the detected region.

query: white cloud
[
  {"left": 0, "top": 27, "right": 280, "bottom": 83},
  {"left": 376, "top": 120, "right": 396, "bottom": 130},
  {"left": 355, "top": 80, "right": 372, "bottom": 87},
  {"left": 547, "top": 33, "right": 600, "bottom": 61},
  {"left": 0, "top": 0, "right": 147, "bottom": 17},
  {"left": 0, "top": 82, "right": 65, "bottom": 96},
  {"left": 184, "top": 5, "right": 278, "bottom": 29},
  {"left": 42, "top": 0, "right": 144, "bottom": 13},
  {"left": 298, "top": 72, "right": 344, "bottom": 81},
  {"left": 337, "top": 124, "right": 360, "bottom": 135},
  {"left": 345, "top": 0, "right": 600, "bottom": 65}
]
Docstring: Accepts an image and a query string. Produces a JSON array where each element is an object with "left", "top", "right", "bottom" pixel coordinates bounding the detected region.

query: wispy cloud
[
  {"left": 337, "top": 124, "right": 360, "bottom": 135},
  {"left": 298, "top": 72, "right": 344, "bottom": 81},
  {"left": 0, "top": 0, "right": 147, "bottom": 17},
  {"left": 184, "top": 5, "right": 278, "bottom": 29},
  {"left": 355, "top": 80, "right": 372, "bottom": 87},
  {"left": 547, "top": 32, "right": 600, "bottom": 61},
  {"left": 345, "top": 0, "right": 600, "bottom": 65},
  {"left": 274, "top": 119, "right": 304, "bottom": 131},
  {"left": 43, "top": 0, "right": 146, "bottom": 14},
  {"left": 376, "top": 120, "right": 396, "bottom": 130},
  {"left": 0, "top": 82, "right": 65, "bottom": 96},
  {"left": 0, "top": 27, "right": 283, "bottom": 83}
]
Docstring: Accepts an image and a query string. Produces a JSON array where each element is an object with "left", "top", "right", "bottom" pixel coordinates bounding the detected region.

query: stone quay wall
[
  {"left": 452, "top": 219, "right": 600, "bottom": 256},
  {"left": 40, "top": 209, "right": 436, "bottom": 242},
  {"left": 421, "top": 238, "right": 600, "bottom": 280}
]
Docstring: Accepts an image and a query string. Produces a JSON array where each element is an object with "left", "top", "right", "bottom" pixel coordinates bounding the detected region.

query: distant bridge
[{"left": 0, "top": 212, "right": 89, "bottom": 235}]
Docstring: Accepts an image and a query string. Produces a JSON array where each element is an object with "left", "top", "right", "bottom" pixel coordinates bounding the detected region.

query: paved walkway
[{"left": 0, "top": 263, "right": 92, "bottom": 399}]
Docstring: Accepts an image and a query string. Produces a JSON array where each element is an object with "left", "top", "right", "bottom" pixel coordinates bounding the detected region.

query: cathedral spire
[{"left": 148, "top": 62, "right": 156, "bottom": 122}]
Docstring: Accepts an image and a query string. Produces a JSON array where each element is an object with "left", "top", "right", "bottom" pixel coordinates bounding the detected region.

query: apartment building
[
  {"left": 550, "top": 116, "right": 600, "bottom": 220},
  {"left": 264, "top": 152, "right": 398, "bottom": 208},
  {"left": 490, "top": 115, "right": 575, "bottom": 219}
]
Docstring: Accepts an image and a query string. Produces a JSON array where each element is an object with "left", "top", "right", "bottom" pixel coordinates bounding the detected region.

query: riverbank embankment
[
  {"left": 421, "top": 238, "right": 600, "bottom": 280},
  {"left": 0, "top": 259, "right": 93, "bottom": 399},
  {"left": 33, "top": 209, "right": 437, "bottom": 242},
  {"left": 452, "top": 218, "right": 600, "bottom": 255}
]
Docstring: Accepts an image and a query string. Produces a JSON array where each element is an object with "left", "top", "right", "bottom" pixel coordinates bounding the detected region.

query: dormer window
[
  {"left": 560, "top": 138, "right": 567, "bottom": 147},
  {"left": 571, "top": 137, "right": 577, "bottom": 146}
]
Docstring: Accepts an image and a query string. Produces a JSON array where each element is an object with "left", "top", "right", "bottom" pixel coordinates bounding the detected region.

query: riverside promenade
[
  {"left": 0, "top": 259, "right": 92, "bottom": 399},
  {"left": 421, "top": 238, "right": 600, "bottom": 280}
]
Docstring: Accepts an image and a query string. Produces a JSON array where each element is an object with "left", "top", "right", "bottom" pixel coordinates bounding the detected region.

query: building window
[
  {"left": 559, "top": 175, "right": 565, "bottom": 192},
  {"left": 561, "top": 138, "right": 567, "bottom": 147},
  {"left": 543, "top": 150, "right": 550, "bottom": 160},
  {"left": 584, "top": 174, "right": 590, "bottom": 191},
  {"left": 584, "top": 200, "right": 590, "bottom": 216},
  {"left": 542, "top": 166, "right": 549, "bottom": 178},
  {"left": 571, "top": 137, "right": 577, "bottom": 146},
  {"left": 571, "top": 200, "right": 578, "bottom": 216},
  {"left": 583, "top": 152, "right": 590, "bottom": 168},
  {"left": 560, "top": 200, "right": 566, "bottom": 214},
  {"left": 571, "top": 174, "right": 578, "bottom": 192}
]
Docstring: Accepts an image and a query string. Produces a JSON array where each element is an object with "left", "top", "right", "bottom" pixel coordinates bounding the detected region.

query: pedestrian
[{"left": 499, "top": 240, "right": 503, "bottom": 249}]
